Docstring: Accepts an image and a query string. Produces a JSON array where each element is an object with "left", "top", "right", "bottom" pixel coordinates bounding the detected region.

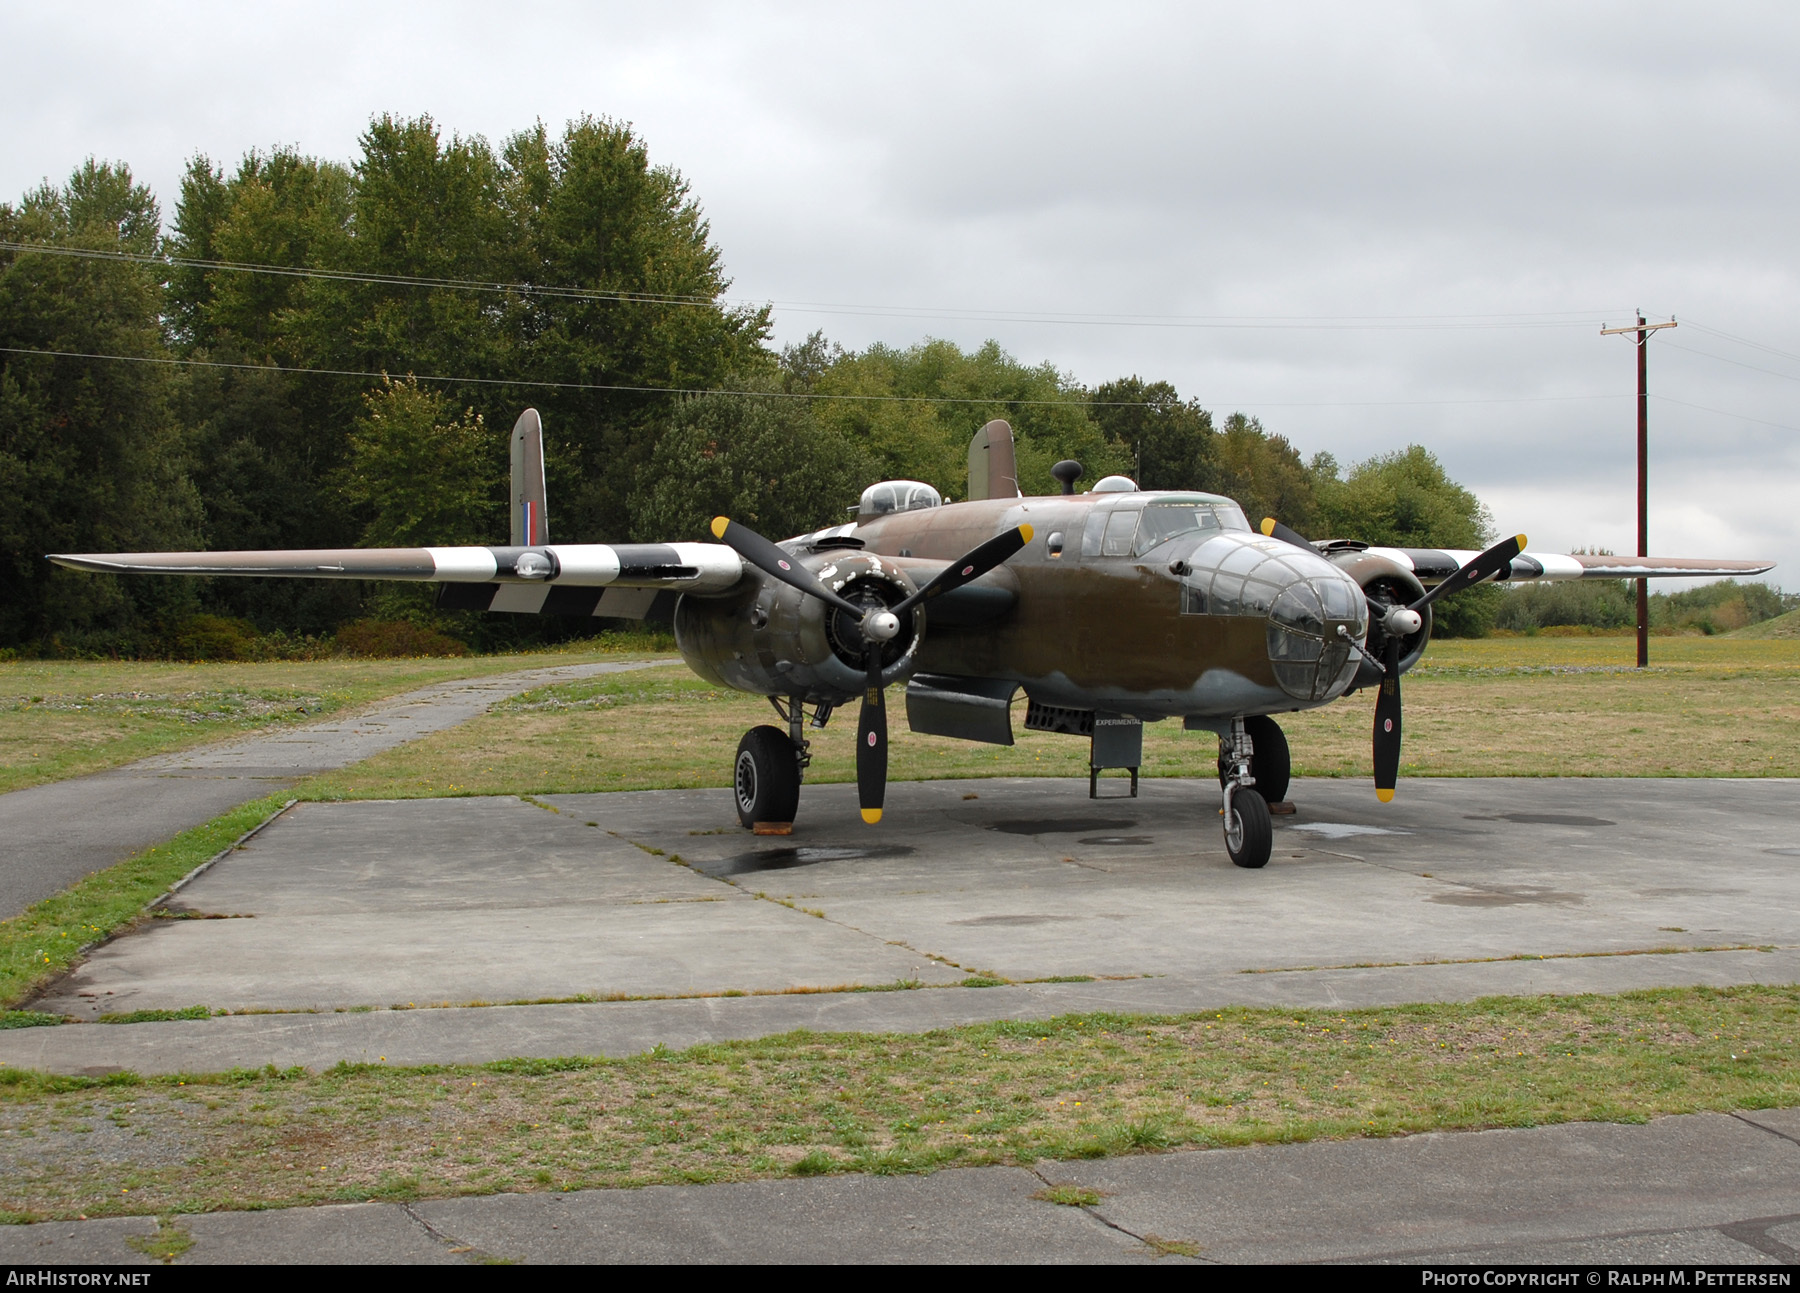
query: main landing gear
[
  {"left": 1218, "top": 715, "right": 1288, "bottom": 869},
  {"left": 733, "top": 697, "right": 831, "bottom": 832}
]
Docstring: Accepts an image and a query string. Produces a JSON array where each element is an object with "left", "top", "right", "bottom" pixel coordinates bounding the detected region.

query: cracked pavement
[{"left": 7, "top": 1110, "right": 1800, "bottom": 1264}]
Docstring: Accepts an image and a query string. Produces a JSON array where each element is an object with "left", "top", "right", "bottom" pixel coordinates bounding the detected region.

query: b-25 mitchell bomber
[{"left": 51, "top": 412, "right": 1774, "bottom": 869}]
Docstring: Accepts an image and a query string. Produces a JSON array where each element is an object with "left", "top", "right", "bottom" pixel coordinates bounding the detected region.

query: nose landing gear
[
  {"left": 1220, "top": 716, "right": 1274, "bottom": 869},
  {"left": 1216, "top": 714, "right": 1291, "bottom": 805}
]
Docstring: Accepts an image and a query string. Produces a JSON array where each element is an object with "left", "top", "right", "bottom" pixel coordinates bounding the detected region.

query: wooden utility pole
[{"left": 1600, "top": 314, "right": 1676, "bottom": 667}]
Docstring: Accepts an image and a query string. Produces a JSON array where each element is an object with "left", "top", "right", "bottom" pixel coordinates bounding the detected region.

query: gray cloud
[{"left": 3, "top": 0, "right": 1795, "bottom": 578}]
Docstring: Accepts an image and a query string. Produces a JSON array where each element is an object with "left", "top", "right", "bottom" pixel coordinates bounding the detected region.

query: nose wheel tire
[
  {"left": 1225, "top": 790, "right": 1273, "bottom": 869},
  {"left": 1215, "top": 715, "right": 1292, "bottom": 804},
  {"left": 734, "top": 725, "right": 801, "bottom": 829}
]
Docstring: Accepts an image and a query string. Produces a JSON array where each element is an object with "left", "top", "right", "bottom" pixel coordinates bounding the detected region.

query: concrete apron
[{"left": 5, "top": 775, "right": 1798, "bottom": 1076}]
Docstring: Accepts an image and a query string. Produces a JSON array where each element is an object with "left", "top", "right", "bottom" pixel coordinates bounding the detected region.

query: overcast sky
[{"left": 4, "top": 1, "right": 1796, "bottom": 583}]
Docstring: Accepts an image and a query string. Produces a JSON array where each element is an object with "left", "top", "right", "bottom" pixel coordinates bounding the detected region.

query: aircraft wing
[
  {"left": 49, "top": 543, "right": 746, "bottom": 620},
  {"left": 1362, "top": 547, "right": 1775, "bottom": 585}
]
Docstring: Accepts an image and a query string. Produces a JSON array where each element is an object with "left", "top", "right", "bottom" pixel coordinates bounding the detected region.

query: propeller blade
[
  {"left": 710, "top": 517, "right": 867, "bottom": 620},
  {"left": 1410, "top": 534, "right": 1527, "bottom": 612},
  {"left": 857, "top": 644, "right": 887, "bottom": 824},
  {"left": 891, "top": 524, "right": 1034, "bottom": 616},
  {"left": 1259, "top": 517, "right": 1312, "bottom": 550},
  {"left": 1373, "top": 631, "right": 1403, "bottom": 802},
  {"left": 1366, "top": 535, "right": 1524, "bottom": 803}
]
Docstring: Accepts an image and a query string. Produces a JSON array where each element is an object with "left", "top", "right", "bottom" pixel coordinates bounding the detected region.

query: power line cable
[
  {"left": 1661, "top": 340, "right": 1800, "bottom": 384},
  {"left": 0, "top": 345, "right": 1156, "bottom": 406},
  {"left": 0, "top": 344, "right": 1631, "bottom": 410},
  {"left": 1649, "top": 393, "right": 1800, "bottom": 436},
  {"left": 0, "top": 241, "right": 1625, "bottom": 332},
  {"left": 1669, "top": 318, "right": 1800, "bottom": 368}
]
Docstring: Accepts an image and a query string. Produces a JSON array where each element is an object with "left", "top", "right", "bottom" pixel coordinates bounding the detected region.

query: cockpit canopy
[
  {"left": 1080, "top": 495, "right": 1252, "bottom": 559},
  {"left": 857, "top": 480, "right": 942, "bottom": 522}
]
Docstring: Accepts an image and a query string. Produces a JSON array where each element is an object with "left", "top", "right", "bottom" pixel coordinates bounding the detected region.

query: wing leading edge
[
  {"left": 49, "top": 543, "right": 745, "bottom": 621},
  {"left": 1363, "top": 547, "right": 1774, "bottom": 585}
]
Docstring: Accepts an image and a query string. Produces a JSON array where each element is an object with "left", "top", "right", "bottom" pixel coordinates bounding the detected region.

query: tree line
[{"left": 4, "top": 114, "right": 1511, "bottom": 656}]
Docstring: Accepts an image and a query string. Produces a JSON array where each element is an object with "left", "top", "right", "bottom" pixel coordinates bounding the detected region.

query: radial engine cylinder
[
  {"left": 674, "top": 550, "right": 925, "bottom": 702},
  {"left": 1331, "top": 550, "right": 1433, "bottom": 690}
]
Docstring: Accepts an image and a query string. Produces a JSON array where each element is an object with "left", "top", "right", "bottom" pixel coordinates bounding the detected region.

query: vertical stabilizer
[
  {"left": 510, "top": 409, "right": 549, "bottom": 546},
  {"left": 968, "top": 419, "right": 1019, "bottom": 501}
]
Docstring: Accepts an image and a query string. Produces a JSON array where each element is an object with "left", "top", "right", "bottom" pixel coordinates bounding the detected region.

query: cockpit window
[
  {"left": 857, "top": 480, "right": 942, "bottom": 520},
  {"left": 1131, "top": 500, "right": 1252, "bottom": 555},
  {"left": 1101, "top": 509, "right": 1139, "bottom": 557}
]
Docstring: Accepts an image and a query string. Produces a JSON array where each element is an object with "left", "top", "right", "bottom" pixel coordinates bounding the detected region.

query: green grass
[
  {"left": 0, "top": 795, "right": 292, "bottom": 1009},
  {"left": 0, "top": 986, "right": 1795, "bottom": 1222},
  {"left": 1034, "top": 1183, "right": 1104, "bottom": 1206},
  {"left": 97, "top": 1006, "right": 212, "bottom": 1025},
  {"left": 125, "top": 1217, "right": 195, "bottom": 1263},
  {"left": 1733, "top": 608, "right": 1800, "bottom": 640},
  {"left": 0, "top": 642, "right": 670, "bottom": 796},
  {"left": 296, "top": 637, "right": 1800, "bottom": 800}
]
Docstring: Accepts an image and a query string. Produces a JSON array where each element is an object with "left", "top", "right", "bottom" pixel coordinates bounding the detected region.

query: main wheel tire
[
  {"left": 1215, "top": 716, "right": 1293, "bottom": 804},
  {"left": 1225, "top": 789, "right": 1273, "bottom": 869},
  {"left": 734, "top": 725, "right": 801, "bottom": 829}
]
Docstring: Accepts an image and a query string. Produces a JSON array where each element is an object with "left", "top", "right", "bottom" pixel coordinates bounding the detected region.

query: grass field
[
  {"left": 298, "top": 635, "right": 1800, "bottom": 801},
  {"left": 1, "top": 985, "right": 1795, "bottom": 1222},
  {"left": 2, "top": 635, "right": 1795, "bottom": 1222},
  {"left": 0, "top": 642, "right": 667, "bottom": 796}
]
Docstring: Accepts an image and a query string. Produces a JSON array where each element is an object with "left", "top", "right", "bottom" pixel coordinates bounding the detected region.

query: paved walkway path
[
  {"left": 7, "top": 945, "right": 1799, "bottom": 1077},
  {"left": 0, "top": 659, "right": 667, "bottom": 918},
  {"left": 5, "top": 1109, "right": 1799, "bottom": 1264}
]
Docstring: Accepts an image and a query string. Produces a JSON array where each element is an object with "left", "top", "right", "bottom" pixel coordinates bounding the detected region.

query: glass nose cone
[{"left": 1266, "top": 568, "right": 1367, "bottom": 701}]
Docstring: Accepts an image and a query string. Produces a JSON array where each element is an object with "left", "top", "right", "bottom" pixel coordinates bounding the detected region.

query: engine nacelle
[
  {"left": 1330, "top": 551, "right": 1433, "bottom": 691},
  {"left": 674, "top": 550, "right": 926, "bottom": 702}
]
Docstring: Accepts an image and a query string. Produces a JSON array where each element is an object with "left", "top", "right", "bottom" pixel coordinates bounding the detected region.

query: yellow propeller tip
[
  {"left": 1018, "top": 523, "right": 1034, "bottom": 542},
  {"left": 1516, "top": 533, "right": 1528, "bottom": 548},
  {"left": 1260, "top": 518, "right": 1277, "bottom": 536},
  {"left": 860, "top": 808, "right": 882, "bottom": 824},
  {"left": 709, "top": 517, "right": 730, "bottom": 539},
  {"left": 1376, "top": 788, "right": 1395, "bottom": 803}
]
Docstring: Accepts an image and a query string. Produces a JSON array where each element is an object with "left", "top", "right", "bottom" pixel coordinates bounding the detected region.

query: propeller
[
  {"left": 710, "top": 517, "right": 1033, "bottom": 824},
  {"left": 1370, "top": 533, "right": 1526, "bottom": 802},
  {"left": 1258, "top": 516, "right": 1313, "bottom": 550}
]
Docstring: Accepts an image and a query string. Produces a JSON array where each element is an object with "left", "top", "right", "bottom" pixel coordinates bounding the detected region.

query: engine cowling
[
  {"left": 674, "top": 550, "right": 926, "bottom": 701},
  {"left": 1330, "top": 551, "right": 1433, "bottom": 691}
]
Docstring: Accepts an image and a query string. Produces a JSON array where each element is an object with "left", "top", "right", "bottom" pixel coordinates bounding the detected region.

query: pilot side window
[
  {"left": 1101, "top": 509, "right": 1139, "bottom": 557},
  {"left": 1080, "top": 507, "right": 1143, "bottom": 558}
]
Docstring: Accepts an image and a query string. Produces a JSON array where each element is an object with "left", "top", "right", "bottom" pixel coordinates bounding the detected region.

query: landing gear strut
[
  {"left": 1216, "top": 715, "right": 1291, "bottom": 805},
  {"left": 732, "top": 697, "right": 826, "bottom": 832},
  {"left": 1220, "top": 716, "right": 1273, "bottom": 869}
]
